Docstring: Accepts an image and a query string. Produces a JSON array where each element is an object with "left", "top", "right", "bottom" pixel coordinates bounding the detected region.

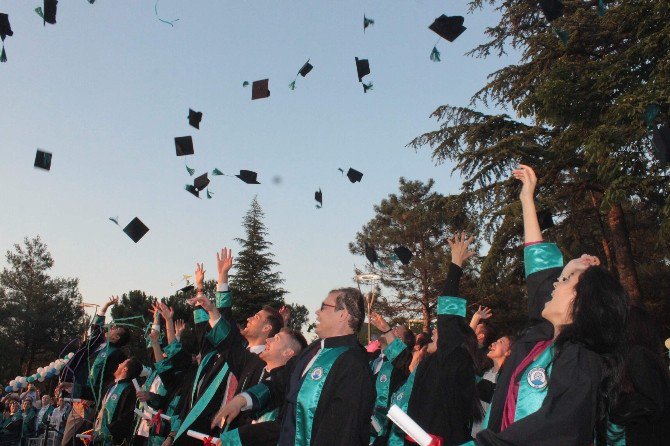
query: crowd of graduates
[{"left": 1, "top": 165, "right": 670, "bottom": 446}]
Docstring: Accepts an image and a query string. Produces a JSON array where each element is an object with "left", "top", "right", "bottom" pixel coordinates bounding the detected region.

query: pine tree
[{"left": 230, "top": 196, "right": 287, "bottom": 321}]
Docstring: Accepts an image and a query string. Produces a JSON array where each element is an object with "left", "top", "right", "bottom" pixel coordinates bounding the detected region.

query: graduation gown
[
  {"left": 608, "top": 345, "right": 670, "bottom": 445},
  {"left": 244, "top": 334, "right": 375, "bottom": 446},
  {"left": 95, "top": 379, "right": 138, "bottom": 446},
  {"left": 476, "top": 242, "right": 605, "bottom": 446}
]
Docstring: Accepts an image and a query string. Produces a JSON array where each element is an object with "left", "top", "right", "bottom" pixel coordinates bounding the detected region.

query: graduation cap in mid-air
[
  {"left": 347, "top": 168, "right": 363, "bottom": 183},
  {"left": 236, "top": 170, "right": 261, "bottom": 184},
  {"left": 0, "top": 13, "right": 13, "bottom": 63},
  {"left": 289, "top": 60, "right": 314, "bottom": 90},
  {"left": 652, "top": 125, "right": 670, "bottom": 164},
  {"left": 539, "top": 0, "right": 564, "bottom": 22},
  {"left": 123, "top": 217, "right": 149, "bottom": 243},
  {"left": 179, "top": 284, "right": 195, "bottom": 294},
  {"left": 35, "top": 0, "right": 58, "bottom": 25},
  {"left": 314, "top": 188, "right": 323, "bottom": 208},
  {"left": 251, "top": 79, "right": 270, "bottom": 100},
  {"left": 393, "top": 246, "right": 413, "bottom": 265},
  {"left": 184, "top": 184, "right": 199, "bottom": 198},
  {"left": 188, "top": 109, "right": 203, "bottom": 129},
  {"left": 428, "top": 15, "right": 466, "bottom": 62},
  {"left": 175, "top": 136, "right": 194, "bottom": 156},
  {"left": 355, "top": 57, "right": 373, "bottom": 93},
  {"left": 537, "top": 209, "right": 555, "bottom": 231},
  {"left": 363, "top": 14, "right": 374, "bottom": 32},
  {"left": 193, "top": 173, "right": 210, "bottom": 192},
  {"left": 364, "top": 242, "right": 378, "bottom": 265},
  {"left": 34, "top": 149, "right": 52, "bottom": 171}
]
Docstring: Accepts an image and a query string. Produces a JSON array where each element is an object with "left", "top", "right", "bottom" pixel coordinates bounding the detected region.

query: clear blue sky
[{"left": 0, "top": 1, "right": 518, "bottom": 316}]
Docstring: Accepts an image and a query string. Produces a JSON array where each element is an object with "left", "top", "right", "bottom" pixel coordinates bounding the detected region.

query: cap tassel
[
  {"left": 154, "top": 0, "right": 180, "bottom": 27},
  {"left": 363, "top": 82, "right": 373, "bottom": 93},
  {"left": 88, "top": 0, "right": 96, "bottom": 4},
  {"left": 242, "top": 81, "right": 249, "bottom": 87},
  {"left": 0, "top": 45, "right": 6, "bottom": 63},
  {"left": 109, "top": 217, "right": 119, "bottom": 226},
  {"left": 289, "top": 80, "right": 296, "bottom": 90},
  {"left": 430, "top": 46, "right": 441, "bottom": 62},
  {"left": 206, "top": 189, "right": 213, "bottom": 199},
  {"left": 35, "top": 7, "right": 44, "bottom": 19},
  {"left": 363, "top": 15, "right": 375, "bottom": 32},
  {"left": 338, "top": 167, "right": 344, "bottom": 175},
  {"left": 185, "top": 165, "right": 195, "bottom": 176},
  {"left": 212, "top": 168, "right": 224, "bottom": 176},
  {"left": 554, "top": 28, "right": 569, "bottom": 44}
]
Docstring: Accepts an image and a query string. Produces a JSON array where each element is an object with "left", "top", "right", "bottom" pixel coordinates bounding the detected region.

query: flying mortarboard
[
  {"left": 185, "top": 165, "right": 195, "bottom": 176},
  {"left": 251, "top": 79, "right": 270, "bottom": 100},
  {"left": 347, "top": 168, "right": 363, "bottom": 183},
  {"left": 34, "top": 150, "right": 52, "bottom": 171},
  {"left": 123, "top": 217, "right": 149, "bottom": 243},
  {"left": 652, "top": 125, "right": 670, "bottom": 164},
  {"left": 0, "top": 13, "right": 13, "bottom": 63},
  {"left": 179, "top": 285, "right": 195, "bottom": 294},
  {"left": 236, "top": 170, "right": 260, "bottom": 184},
  {"left": 537, "top": 209, "right": 555, "bottom": 231},
  {"left": 314, "top": 188, "right": 322, "bottom": 208},
  {"left": 212, "top": 168, "right": 224, "bottom": 176},
  {"left": 35, "top": 0, "right": 58, "bottom": 25},
  {"left": 184, "top": 184, "right": 199, "bottom": 198},
  {"left": 393, "top": 246, "right": 413, "bottom": 265},
  {"left": 364, "top": 242, "right": 378, "bottom": 265},
  {"left": 428, "top": 15, "right": 466, "bottom": 62},
  {"left": 539, "top": 0, "right": 564, "bottom": 22},
  {"left": 175, "top": 136, "right": 194, "bottom": 156},
  {"left": 289, "top": 60, "right": 313, "bottom": 90},
  {"left": 355, "top": 57, "right": 370, "bottom": 82},
  {"left": 363, "top": 14, "right": 374, "bottom": 32},
  {"left": 188, "top": 109, "right": 203, "bottom": 129},
  {"left": 193, "top": 173, "right": 210, "bottom": 192},
  {"left": 206, "top": 189, "right": 213, "bottom": 199}
]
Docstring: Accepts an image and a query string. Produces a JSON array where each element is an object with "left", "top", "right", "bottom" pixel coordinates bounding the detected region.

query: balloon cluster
[{"left": 3, "top": 352, "right": 74, "bottom": 393}]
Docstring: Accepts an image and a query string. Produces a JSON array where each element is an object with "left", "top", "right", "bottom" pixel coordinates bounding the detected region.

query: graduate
[
  {"left": 385, "top": 233, "right": 481, "bottom": 446},
  {"left": 475, "top": 165, "right": 629, "bottom": 445},
  {"left": 217, "top": 287, "right": 375, "bottom": 446},
  {"left": 0, "top": 400, "right": 22, "bottom": 443},
  {"left": 19, "top": 398, "right": 37, "bottom": 446},
  {"left": 36, "top": 395, "right": 55, "bottom": 436},
  {"left": 92, "top": 358, "right": 143, "bottom": 446},
  {"left": 59, "top": 296, "right": 129, "bottom": 446}
]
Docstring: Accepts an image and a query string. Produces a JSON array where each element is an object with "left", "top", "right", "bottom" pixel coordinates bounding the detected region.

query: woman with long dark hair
[{"left": 475, "top": 165, "right": 629, "bottom": 445}]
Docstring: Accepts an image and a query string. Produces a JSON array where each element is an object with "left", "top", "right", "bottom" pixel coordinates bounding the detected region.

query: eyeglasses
[{"left": 320, "top": 302, "right": 337, "bottom": 311}]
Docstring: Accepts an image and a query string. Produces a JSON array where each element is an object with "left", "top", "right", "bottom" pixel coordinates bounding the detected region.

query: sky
[{"left": 0, "top": 0, "right": 519, "bottom": 319}]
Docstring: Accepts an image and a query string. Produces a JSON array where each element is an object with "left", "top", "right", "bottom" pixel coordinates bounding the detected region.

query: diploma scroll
[
  {"left": 387, "top": 404, "right": 433, "bottom": 446},
  {"left": 186, "top": 430, "right": 221, "bottom": 445}
]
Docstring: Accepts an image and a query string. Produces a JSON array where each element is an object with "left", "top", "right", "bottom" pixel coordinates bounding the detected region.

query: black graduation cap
[
  {"left": 34, "top": 150, "right": 52, "bottom": 171},
  {"left": 188, "top": 109, "right": 203, "bottom": 129},
  {"left": 393, "top": 246, "right": 413, "bottom": 265},
  {"left": 364, "top": 242, "right": 378, "bottom": 264},
  {"left": 184, "top": 184, "right": 199, "bottom": 198},
  {"left": 429, "top": 15, "right": 466, "bottom": 42},
  {"left": 652, "top": 125, "right": 670, "bottom": 164},
  {"left": 193, "top": 173, "right": 210, "bottom": 191},
  {"left": 43, "top": 0, "right": 58, "bottom": 25},
  {"left": 347, "top": 168, "right": 363, "bottom": 183},
  {"left": 355, "top": 57, "right": 370, "bottom": 82},
  {"left": 251, "top": 79, "right": 270, "bottom": 100},
  {"left": 298, "top": 60, "right": 313, "bottom": 77},
  {"left": 537, "top": 209, "right": 555, "bottom": 231},
  {"left": 179, "top": 285, "right": 195, "bottom": 294},
  {"left": 123, "top": 217, "right": 149, "bottom": 243},
  {"left": 175, "top": 136, "right": 194, "bottom": 156},
  {"left": 236, "top": 169, "right": 260, "bottom": 184},
  {"left": 314, "top": 188, "right": 323, "bottom": 207},
  {"left": 0, "top": 13, "right": 12, "bottom": 63},
  {"left": 539, "top": 0, "right": 564, "bottom": 22}
]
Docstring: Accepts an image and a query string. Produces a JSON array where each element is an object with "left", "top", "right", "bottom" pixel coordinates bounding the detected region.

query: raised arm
[
  {"left": 159, "top": 302, "right": 176, "bottom": 344},
  {"left": 216, "top": 248, "right": 234, "bottom": 320},
  {"left": 513, "top": 164, "right": 541, "bottom": 245}
]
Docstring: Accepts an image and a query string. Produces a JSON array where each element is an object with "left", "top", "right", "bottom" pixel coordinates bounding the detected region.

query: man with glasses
[{"left": 217, "top": 287, "right": 375, "bottom": 445}]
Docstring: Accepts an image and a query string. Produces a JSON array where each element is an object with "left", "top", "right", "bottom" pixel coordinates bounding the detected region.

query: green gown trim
[{"left": 524, "top": 243, "right": 563, "bottom": 277}]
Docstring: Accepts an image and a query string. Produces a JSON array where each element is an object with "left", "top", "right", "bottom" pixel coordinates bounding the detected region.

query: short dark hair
[
  {"left": 261, "top": 306, "right": 284, "bottom": 337},
  {"left": 112, "top": 326, "right": 130, "bottom": 347},
  {"left": 280, "top": 328, "right": 308, "bottom": 353},
  {"left": 401, "top": 327, "right": 416, "bottom": 350},
  {"left": 331, "top": 288, "right": 365, "bottom": 332},
  {"left": 125, "top": 358, "right": 143, "bottom": 380}
]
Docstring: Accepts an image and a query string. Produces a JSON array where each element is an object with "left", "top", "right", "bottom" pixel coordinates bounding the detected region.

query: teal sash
[
  {"left": 514, "top": 344, "right": 554, "bottom": 422},
  {"left": 387, "top": 370, "right": 417, "bottom": 446},
  {"left": 605, "top": 422, "right": 627, "bottom": 446},
  {"left": 175, "top": 362, "right": 230, "bottom": 440},
  {"left": 190, "top": 350, "right": 217, "bottom": 404},
  {"left": 88, "top": 344, "right": 118, "bottom": 403},
  {"left": 295, "top": 346, "right": 349, "bottom": 446},
  {"left": 99, "top": 382, "right": 130, "bottom": 446},
  {"left": 370, "top": 338, "right": 407, "bottom": 440},
  {"left": 219, "top": 429, "right": 243, "bottom": 446},
  {"left": 255, "top": 407, "right": 279, "bottom": 423}
]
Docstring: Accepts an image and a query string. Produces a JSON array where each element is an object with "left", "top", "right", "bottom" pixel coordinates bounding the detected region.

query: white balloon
[
  {"left": 9, "top": 380, "right": 16, "bottom": 386},
  {"left": 37, "top": 367, "right": 44, "bottom": 374},
  {"left": 18, "top": 377, "right": 27, "bottom": 384},
  {"left": 38, "top": 376, "right": 45, "bottom": 382},
  {"left": 12, "top": 384, "right": 19, "bottom": 391}
]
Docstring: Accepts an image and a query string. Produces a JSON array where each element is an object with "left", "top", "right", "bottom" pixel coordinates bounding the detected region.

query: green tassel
[
  {"left": 88, "top": 0, "right": 96, "bottom": 3},
  {"left": 363, "top": 82, "right": 373, "bottom": 93},
  {"left": 0, "top": 46, "right": 6, "bottom": 63},
  {"left": 109, "top": 217, "right": 119, "bottom": 226},
  {"left": 35, "top": 7, "right": 44, "bottom": 19},
  {"left": 289, "top": 80, "right": 296, "bottom": 90},
  {"left": 212, "top": 168, "right": 224, "bottom": 176},
  {"left": 430, "top": 46, "right": 441, "bottom": 62},
  {"left": 315, "top": 204, "right": 322, "bottom": 209},
  {"left": 644, "top": 104, "right": 660, "bottom": 129},
  {"left": 242, "top": 81, "right": 249, "bottom": 87},
  {"left": 597, "top": 0, "right": 606, "bottom": 16},
  {"left": 390, "top": 253, "right": 399, "bottom": 263},
  {"left": 186, "top": 165, "right": 195, "bottom": 176},
  {"left": 363, "top": 15, "right": 374, "bottom": 31},
  {"left": 338, "top": 168, "right": 344, "bottom": 175},
  {"left": 206, "top": 189, "right": 213, "bottom": 199},
  {"left": 554, "top": 28, "right": 569, "bottom": 44}
]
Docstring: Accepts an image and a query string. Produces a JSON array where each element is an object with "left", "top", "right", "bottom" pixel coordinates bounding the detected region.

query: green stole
[
  {"left": 219, "top": 429, "right": 243, "bottom": 446},
  {"left": 98, "top": 382, "right": 130, "bottom": 446},
  {"left": 295, "top": 346, "right": 349, "bottom": 446},
  {"left": 20, "top": 408, "right": 36, "bottom": 441},
  {"left": 387, "top": 370, "right": 417, "bottom": 446},
  {"left": 89, "top": 343, "right": 118, "bottom": 403},
  {"left": 514, "top": 344, "right": 554, "bottom": 422},
  {"left": 370, "top": 338, "right": 407, "bottom": 441}
]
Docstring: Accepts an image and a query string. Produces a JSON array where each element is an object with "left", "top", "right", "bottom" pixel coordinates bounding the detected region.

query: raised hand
[
  {"left": 513, "top": 164, "right": 537, "bottom": 202},
  {"left": 102, "top": 296, "right": 119, "bottom": 313},
  {"left": 194, "top": 263, "right": 205, "bottom": 290},
  {"left": 369, "top": 312, "right": 390, "bottom": 332},
  {"left": 174, "top": 320, "right": 186, "bottom": 339},
  {"left": 158, "top": 302, "right": 174, "bottom": 321},
  {"left": 279, "top": 305, "right": 291, "bottom": 326},
  {"left": 149, "top": 329, "right": 160, "bottom": 344},
  {"left": 150, "top": 303, "right": 161, "bottom": 324},
  {"left": 448, "top": 232, "right": 476, "bottom": 267},
  {"left": 560, "top": 254, "right": 601, "bottom": 280},
  {"left": 216, "top": 248, "right": 234, "bottom": 284},
  {"left": 187, "top": 295, "right": 214, "bottom": 313},
  {"left": 475, "top": 306, "right": 493, "bottom": 320}
]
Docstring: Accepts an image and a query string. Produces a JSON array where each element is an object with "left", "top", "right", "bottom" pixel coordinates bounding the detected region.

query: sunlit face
[
  {"left": 487, "top": 336, "right": 512, "bottom": 362},
  {"left": 314, "top": 292, "right": 343, "bottom": 338},
  {"left": 260, "top": 332, "right": 295, "bottom": 365},
  {"left": 113, "top": 358, "right": 131, "bottom": 380},
  {"left": 9, "top": 401, "right": 19, "bottom": 413},
  {"left": 21, "top": 400, "right": 31, "bottom": 411},
  {"left": 41, "top": 396, "right": 51, "bottom": 407},
  {"left": 57, "top": 397, "right": 64, "bottom": 408},
  {"left": 106, "top": 325, "right": 125, "bottom": 344},
  {"left": 241, "top": 310, "right": 272, "bottom": 339},
  {"left": 542, "top": 269, "right": 583, "bottom": 327}
]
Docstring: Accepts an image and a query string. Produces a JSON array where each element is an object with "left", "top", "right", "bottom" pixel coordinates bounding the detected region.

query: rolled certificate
[
  {"left": 63, "top": 398, "right": 82, "bottom": 403},
  {"left": 387, "top": 404, "right": 433, "bottom": 446},
  {"left": 137, "top": 406, "right": 171, "bottom": 421},
  {"left": 132, "top": 378, "right": 141, "bottom": 392},
  {"left": 134, "top": 409, "right": 151, "bottom": 420},
  {"left": 186, "top": 430, "right": 221, "bottom": 444}
]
